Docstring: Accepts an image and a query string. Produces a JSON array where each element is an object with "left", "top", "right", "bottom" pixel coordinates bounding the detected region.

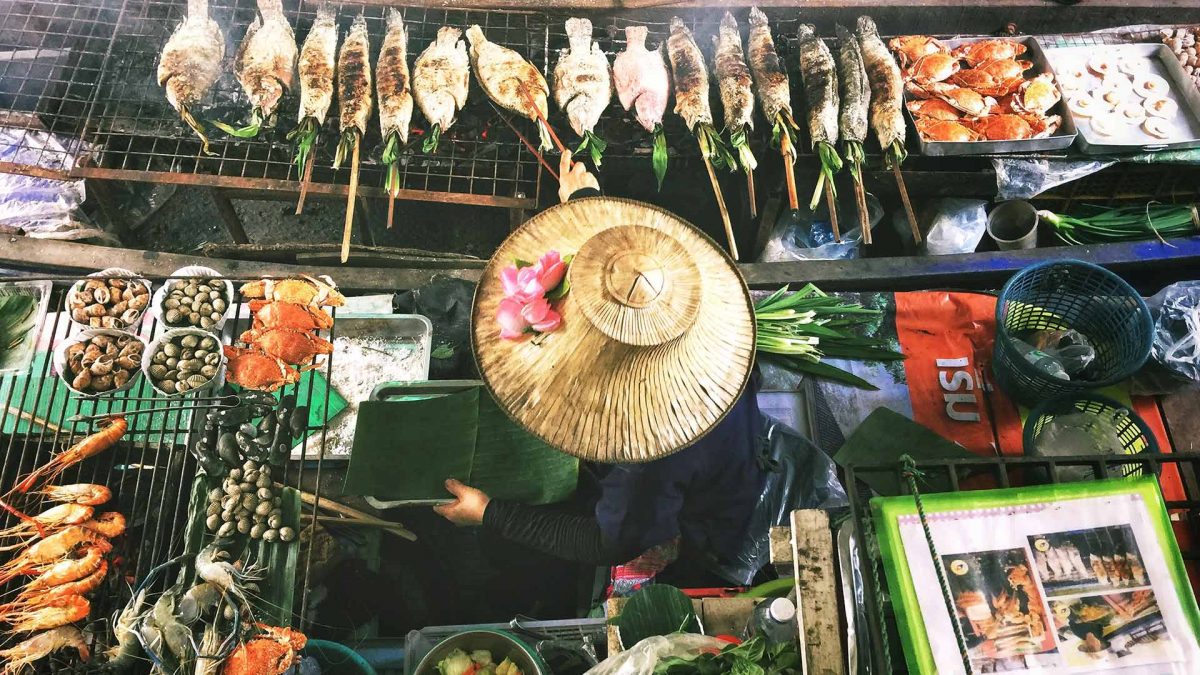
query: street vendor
[{"left": 436, "top": 155, "right": 767, "bottom": 586}]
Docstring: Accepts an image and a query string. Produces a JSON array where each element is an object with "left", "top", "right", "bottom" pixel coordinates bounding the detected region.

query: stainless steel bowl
[{"left": 413, "top": 630, "right": 547, "bottom": 675}]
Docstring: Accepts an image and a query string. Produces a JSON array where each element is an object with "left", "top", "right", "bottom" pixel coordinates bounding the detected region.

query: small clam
[
  {"left": 164, "top": 309, "right": 182, "bottom": 324},
  {"left": 164, "top": 297, "right": 181, "bottom": 310},
  {"left": 151, "top": 350, "right": 168, "bottom": 365},
  {"left": 165, "top": 357, "right": 178, "bottom": 369},
  {"left": 180, "top": 348, "right": 194, "bottom": 361},
  {"left": 148, "top": 364, "right": 168, "bottom": 380},
  {"left": 250, "top": 523, "right": 266, "bottom": 539},
  {"left": 205, "top": 353, "right": 220, "bottom": 366},
  {"left": 201, "top": 337, "right": 218, "bottom": 350},
  {"left": 255, "top": 501, "right": 272, "bottom": 516},
  {"left": 163, "top": 343, "right": 180, "bottom": 358},
  {"left": 188, "top": 312, "right": 201, "bottom": 325},
  {"left": 210, "top": 290, "right": 223, "bottom": 302},
  {"left": 187, "top": 374, "right": 210, "bottom": 388},
  {"left": 194, "top": 349, "right": 209, "bottom": 360},
  {"left": 164, "top": 369, "right": 178, "bottom": 381},
  {"left": 200, "top": 303, "right": 213, "bottom": 314},
  {"left": 184, "top": 283, "right": 198, "bottom": 297},
  {"left": 159, "top": 380, "right": 177, "bottom": 394},
  {"left": 256, "top": 487, "right": 272, "bottom": 500},
  {"left": 278, "top": 527, "right": 296, "bottom": 542},
  {"left": 176, "top": 380, "right": 191, "bottom": 393},
  {"left": 206, "top": 514, "right": 221, "bottom": 531},
  {"left": 240, "top": 493, "right": 256, "bottom": 510},
  {"left": 237, "top": 518, "right": 252, "bottom": 534},
  {"left": 217, "top": 522, "right": 235, "bottom": 537},
  {"left": 200, "top": 316, "right": 215, "bottom": 329},
  {"left": 267, "top": 514, "right": 283, "bottom": 529},
  {"left": 262, "top": 528, "right": 279, "bottom": 542}
]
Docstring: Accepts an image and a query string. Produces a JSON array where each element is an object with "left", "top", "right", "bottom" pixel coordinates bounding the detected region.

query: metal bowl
[{"left": 413, "top": 630, "right": 546, "bottom": 675}]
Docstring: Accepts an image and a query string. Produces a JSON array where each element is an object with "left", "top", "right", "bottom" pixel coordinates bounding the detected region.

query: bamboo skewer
[
  {"left": 746, "top": 169, "right": 757, "bottom": 219},
  {"left": 698, "top": 136, "right": 738, "bottom": 261},
  {"left": 295, "top": 149, "right": 316, "bottom": 216},
  {"left": 893, "top": 162, "right": 921, "bottom": 244},
  {"left": 493, "top": 106, "right": 560, "bottom": 181},
  {"left": 825, "top": 179, "right": 841, "bottom": 243},
  {"left": 341, "top": 137, "right": 361, "bottom": 264},
  {"left": 780, "top": 131, "right": 799, "bottom": 211},
  {"left": 853, "top": 171, "right": 871, "bottom": 244},
  {"left": 291, "top": 484, "right": 417, "bottom": 541},
  {"left": 386, "top": 193, "right": 396, "bottom": 230}
]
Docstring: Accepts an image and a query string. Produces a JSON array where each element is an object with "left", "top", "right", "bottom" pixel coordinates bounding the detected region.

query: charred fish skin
[
  {"left": 856, "top": 16, "right": 906, "bottom": 155},
  {"left": 666, "top": 17, "right": 713, "bottom": 132},
  {"left": 413, "top": 27, "right": 470, "bottom": 133},
  {"left": 836, "top": 25, "right": 870, "bottom": 145},
  {"left": 796, "top": 23, "right": 839, "bottom": 148},
  {"left": 553, "top": 18, "right": 612, "bottom": 139},
  {"left": 297, "top": 6, "right": 337, "bottom": 125},
  {"left": 466, "top": 25, "right": 549, "bottom": 125},
  {"left": 338, "top": 15, "right": 373, "bottom": 138},
  {"left": 158, "top": 0, "right": 224, "bottom": 150},
  {"left": 747, "top": 7, "right": 792, "bottom": 124},
  {"left": 233, "top": 0, "right": 297, "bottom": 122},
  {"left": 377, "top": 9, "right": 413, "bottom": 144},
  {"left": 713, "top": 12, "right": 755, "bottom": 132},
  {"left": 612, "top": 25, "right": 670, "bottom": 134}
]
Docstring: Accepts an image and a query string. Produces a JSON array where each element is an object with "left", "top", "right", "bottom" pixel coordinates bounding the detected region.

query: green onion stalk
[
  {"left": 695, "top": 123, "right": 736, "bottom": 172},
  {"left": 574, "top": 130, "right": 608, "bottom": 167},
  {"left": 754, "top": 284, "right": 905, "bottom": 390},
  {"left": 770, "top": 111, "right": 800, "bottom": 163},
  {"left": 381, "top": 130, "right": 404, "bottom": 197},
  {"left": 332, "top": 129, "right": 359, "bottom": 170},
  {"left": 729, "top": 125, "right": 757, "bottom": 174},
  {"left": 884, "top": 138, "right": 907, "bottom": 171},
  {"left": 179, "top": 106, "right": 216, "bottom": 156},
  {"left": 213, "top": 107, "right": 268, "bottom": 139},
  {"left": 651, "top": 124, "right": 668, "bottom": 191},
  {"left": 810, "top": 142, "right": 843, "bottom": 211},
  {"left": 842, "top": 139, "right": 865, "bottom": 182},
  {"left": 422, "top": 124, "right": 443, "bottom": 154},
  {"left": 287, "top": 117, "right": 320, "bottom": 175},
  {"left": 1040, "top": 203, "right": 1199, "bottom": 245}
]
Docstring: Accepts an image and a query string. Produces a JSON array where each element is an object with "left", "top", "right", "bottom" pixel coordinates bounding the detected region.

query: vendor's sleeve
[
  {"left": 483, "top": 499, "right": 629, "bottom": 565},
  {"left": 568, "top": 187, "right": 601, "bottom": 201}
]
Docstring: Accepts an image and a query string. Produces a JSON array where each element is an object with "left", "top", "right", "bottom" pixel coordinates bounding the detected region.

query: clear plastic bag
[
  {"left": 712, "top": 412, "right": 849, "bottom": 586},
  {"left": 758, "top": 193, "right": 883, "bottom": 262},
  {"left": 1026, "top": 328, "right": 1096, "bottom": 377},
  {"left": 583, "top": 634, "right": 728, "bottom": 675},
  {"left": 920, "top": 198, "right": 988, "bottom": 256},
  {"left": 992, "top": 158, "right": 1115, "bottom": 201},
  {"left": 0, "top": 126, "right": 107, "bottom": 241},
  {"left": 1131, "top": 281, "right": 1200, "bottom": 394}
]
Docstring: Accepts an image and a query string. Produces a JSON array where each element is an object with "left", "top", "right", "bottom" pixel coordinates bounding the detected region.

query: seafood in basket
[
  {"left": 56, "top": 330, "right": 144, "bottom": 395},
  {"left": 157, "top": 275, "right": 233, "bottom": 330},
  {"left": 144, "top": 330, "right": 224, "bottom": 396},
  {"left": 66, "top": 271, "right": 151, "bottom": 330}
]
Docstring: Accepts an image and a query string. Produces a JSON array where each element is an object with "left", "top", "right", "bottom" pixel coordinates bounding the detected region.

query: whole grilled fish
[
  {"left": 233, "top": 0, "right": 297, "bottom": 124},
  {"left": 297, "top": 7, "right": 337, "bottom": 125},
  {"left": 338, "top": 15, "right": 372, "bottom": 138},
  {"left": 413, "top": 27, "right": 470, "bottom": 138},
  {"left": 747, "top": 7, "right": 792, "bottom": 123},
  {"left": 553, "top": 18, "right": 611, "bottom": 139},
  {"left": 836, "top": 26, "right": 869, "bottom": 146},
  {"left": 856, "top": 16, "right": 906, "bottom": 156},
  {"left": 377, "top": 9, "right": 413, "bottom": 144},
  {"left": 666, "top": 17, "right": 712, "bottom": 132},
  {"left": 466, "top": 25, "right": 550, "bottom": 148},
  {"left": 713, "top": 12, "right": 754, "bottom": 133},
  {"left": 158, "top": 0, "right": 224, "bottom": 152},
  {"left": 796, "top": 24, "right": 839, "bottom": 148},
  {"left": 612, "top": 26, "right": 669, "bottom": 133}
]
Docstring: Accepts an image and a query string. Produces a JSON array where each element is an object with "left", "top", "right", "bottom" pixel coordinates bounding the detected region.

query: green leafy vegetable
[
  {"left": 333, "top": 129, "right": 359, "bottom": 170},
  {"left": 382, "top": 131, "right": 404, "bottom": 197},
  {"left": 436, "top": 648, "right": 475, "bottom": 675},
  {"left": 696, "top": 123, "right": 736, "bottom": 172},
  {"left": 423, "top": 123, "right": 444, "bottom": 154},
  {"left": 652, "top": 636, "right": 801, "bottom": 675},
  {"left": 884, "top": 139, "right": 907, "bottom": 170},
  {"left": 213, "top": 108, "right": 265, "bottom": 139},
  {"left": 0, "top": 294, "right": 37, "bottom": 353},
  {"left": 842, "top": 139, "right": 864, "bottom": 181},
  {"left": 1041, "top": 203, "right": 1199, "bottom": 245},
  {"left": 179, "top": 106, "right": 217, "bottom": 156},
  {"left": 810, "top": 142, "right": 843, "bottom": 211},
  {"left": 287, "top": 117, "right": 320, "bottom": 174},
  {"left": 610, "top": 585, "right": 700, "bottom": 649},
  {"left": 575, "top": 130, "right": 608, "bottom": 167},
  {"left": 730, "top": 126, "right": 757, "bottom": 173},
  {"left": 652, "top": 124, "right": 668, "bottom": 191}
]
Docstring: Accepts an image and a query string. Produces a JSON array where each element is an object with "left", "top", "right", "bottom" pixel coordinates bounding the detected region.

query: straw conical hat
[{"left": 471, "top": 197, "right": 755, "bottom": 463}]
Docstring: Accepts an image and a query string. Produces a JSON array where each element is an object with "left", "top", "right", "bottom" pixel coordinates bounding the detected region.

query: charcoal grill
[{"left": 0, "top": 276, "right": 340, "bottom": 671}]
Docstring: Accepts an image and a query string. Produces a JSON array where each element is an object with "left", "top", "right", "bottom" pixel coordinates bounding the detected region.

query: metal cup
[{"left": 987, "top": 200, "right": 1040, "bottom": 250}]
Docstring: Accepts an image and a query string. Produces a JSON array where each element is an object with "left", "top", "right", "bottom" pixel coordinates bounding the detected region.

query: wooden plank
[
  {"left": 769, "top": 525, "right": 793, "bottom": 567},
  {"left": 791, "top": 509, "right": 844, "bottom": 675}
]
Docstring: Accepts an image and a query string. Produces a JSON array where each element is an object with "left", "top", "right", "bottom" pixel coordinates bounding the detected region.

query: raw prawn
[
  {"left": 249, "top": 301, "right": 334, "bottom": 331},
  {"left": 3, "top": 560, "right": 108, "bottom": 611},
  {"left": 239, "top": 276, "right": 344, "bottom": 307},
  {"left": 0, "top": 503, "right": 93, "bottom": 544},
  {"left": 104, "top": 587, "right": 147, "bottom": 669},
  {"left": 79, "top": 512, "right": 126, "bottom": 539},
  {"left": 0, "top": 526, "right": 111, "bottom": 584},
  {"left": 0, "top": 594, "right": 90, "bottom": 632},
  {"left": 23, "top": 545, "right": 106, "bottom": 591},
  {"left": 0, "top": 625, "right": 89, "bottom": 675},
  {"left": 196, "top": 543, "right": 263, "bottom": 607},
  {"left": 36, "top": 483, "right": 111, "bottom": 507}
]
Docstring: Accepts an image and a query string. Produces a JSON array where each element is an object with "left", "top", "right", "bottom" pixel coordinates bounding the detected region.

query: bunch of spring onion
[
  {"left": 755, "top": 284, "right": 904, "bottom": 390},
  {"left": 1041, "top": 203, "right": 1199, "bottom": 245},
  {"left": 810, "top": 142, "right": 843, "bottom": 211}
]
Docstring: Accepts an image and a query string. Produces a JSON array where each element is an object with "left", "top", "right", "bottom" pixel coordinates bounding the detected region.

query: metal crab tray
[
  {"left": 907, "top": 36, "right": 1078, "bottom": 156},
  {"left": 1044, "top": 43, "right": 1200, "bottom": 154}
]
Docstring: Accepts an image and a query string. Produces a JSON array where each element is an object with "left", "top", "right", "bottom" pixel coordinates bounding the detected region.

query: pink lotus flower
[
  {"left": 496, "top": 297, "right": 529, "bottom": 339},
  {"left": 535, "top": 251, "right": 566, "bottom": 292},
  {"left": 499, "top": 265, "right": 546, "bottom": 304},
  {"left": 496, "top": 249, "right": 569, "bottom": 340},
  {"left": 521, "top": 296, "right": 562, "bottom": 333}
]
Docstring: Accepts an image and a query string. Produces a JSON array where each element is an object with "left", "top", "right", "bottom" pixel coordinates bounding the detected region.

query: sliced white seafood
[
  {"left": 1133, "top": 74, "right": 1170, "bottom": 98},
  {"left": 1090, "top": 113, "right": 1123, "bottom": 136},
  {"left": 1143, "top": 117, "right": 1171, "bottom": 139},
  {"left": 1057, "top": 67, "right": 1088, "bottom": 91},
  {"left": 1116, "top": 101, "right": 1146, "bottom": 123},
  {"left": 1068, "top": 95, "right": 1101, "bottom": 117},
  {"left": 1087, "top": 54, "right": 1116, "bottom": 77},
  {"left": 1117, "top": 56, "right": 1149, "bottom": 76},
  {"left": 1144, "top": 96, "right": 1179, "bottom": 118}
]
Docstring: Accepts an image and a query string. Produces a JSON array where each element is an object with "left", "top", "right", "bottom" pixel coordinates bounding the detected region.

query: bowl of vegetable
[{"left": 414, "top": 630, "right": 545, "bottom": 675}]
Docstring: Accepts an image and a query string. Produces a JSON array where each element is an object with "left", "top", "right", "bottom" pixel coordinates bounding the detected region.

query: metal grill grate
[{"left": 0, "top": 276, "right": 338, "bottom": 671}]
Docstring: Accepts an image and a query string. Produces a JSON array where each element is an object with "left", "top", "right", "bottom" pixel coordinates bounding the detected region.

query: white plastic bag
[
  {"left": 583, "top": 634, "right": 727, "bottom": 675},
  {"left": 921, "top": 198, "right": 988, "bottom": 256}
]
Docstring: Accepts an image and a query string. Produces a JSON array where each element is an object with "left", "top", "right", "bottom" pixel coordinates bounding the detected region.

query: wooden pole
[
  {"left": 893, "top": 162, "right": 922, "bottom": 244},
  {"left": 791, "top": 509, "right": 846, "bottom": 674},
  {"left": 341, "top": 137, "right": 361, "bottom": 264},
  {"left": 825, "top": 179, "right": 841, "bottom": 243},
  {"left": 699, "top": 138, "right": 739, "bottom": 261},
  {"left": 295, "top": 149, "right": 316, "bottom": 216}
]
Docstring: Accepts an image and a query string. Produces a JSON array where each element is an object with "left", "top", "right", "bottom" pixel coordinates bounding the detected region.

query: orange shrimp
[
  {"left": 22, "top": 545, "right": 106, "bottom": 592},
  {"left": 79, "top": 512, "right": 125, "bottom": 539},
  {"left": 0, "top": 594, "right": 89, "bottom": 633},
  {"left": 0, "top": 526, "right": 110, "bottom": 584},
  {"left": 2, "top": 560, "right": 108, "bottom": 612},
  {"left": 37, "top": 484, "right": 111, "bottom": 507},
  {"left": 0, "top": 504, "right": 93, "bottom": 547},
  {"left": 1, "top": 417, "right": 125, "bottom": 537}
]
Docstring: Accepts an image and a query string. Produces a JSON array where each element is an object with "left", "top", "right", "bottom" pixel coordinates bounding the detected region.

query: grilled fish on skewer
[
  {"left": 217, "top": 0, "right": 297, "bottom": 138},
  {"left": 158, "top": 0, "right": 224, "bottom": 154},
  {"left": 667, "top": 17, "right": 733, "bottom": 170},
  {"left": 714, "top": 13, "right": 757, "bottom": 173},
  {"left": 856, "top": 16, "right": 906, "bottom": 167},
  {"left": 553, "top": 18, "right": 612, "bottom": 166},
  {"left": 413, "top": 27, "right": 470, "bottom": 153},
  {"left": 837, "top": 25, "right": 872, "bottom": 242},
  {"left": 613, "top": 25, "right": 670, "bottom": 188},
  {"left": 335, "top": 15, "right": 372, "bottom": 170},
  {"left": 288, "top": 6, "right": 337, "bottom": 174},
  {"left": 378, "top": 9, "right": 413, "bottom": 200},
  {"left": 748, "top": 7, "right": 799, "bottom": 152},
  {"left": 797, "top": 23, "right": 843, "bottom": 210},
  {"left": 467, "top": 25, "right": 552, "bottom": 150}
]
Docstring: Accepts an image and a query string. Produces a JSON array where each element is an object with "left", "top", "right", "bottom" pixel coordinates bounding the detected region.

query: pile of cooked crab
[
  {"left": 1059, "top": 53, "right": 1177, "bottom": 140},
  {"left": 890, "top": 36, "right": 1062, "bottom": 142}
]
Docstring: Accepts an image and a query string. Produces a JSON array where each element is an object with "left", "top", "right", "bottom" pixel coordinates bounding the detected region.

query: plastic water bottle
[
  {"left": 747, "top": 597, "right": 797, "bottom": 645},
  {"left": 1012, "top": 339, "right": 1070, "bottom": 380}
]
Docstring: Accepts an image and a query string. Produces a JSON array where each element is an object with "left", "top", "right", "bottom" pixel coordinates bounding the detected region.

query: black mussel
[
  {"left": 239, "top": 423, "right": 258, "bottom": 438},
  {"left": 279, "top": 393, "right": 297, "bottom": 410},
  {"left": 289, "top": 407, "right": 308, "bottom": 436},
  {"left": 235, "top": 431, "right": 256, "bottom": 451},
  {"left": 217, "top": 432, "right": 242, "bottom": 468}
]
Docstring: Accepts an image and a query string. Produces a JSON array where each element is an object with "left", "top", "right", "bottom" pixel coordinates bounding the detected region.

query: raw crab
[
  {"left": 906, "top": 98, "right": 963, "bottom": 121},
  {"left": 888, "top": 35, "right": 948, "bottom": 68},
  {"left": 239, "top": 327, "right": 334, "bottom": 365},
  {"left": 1010, "top": 74, "right": 1061, "bottom": 115},
  {"left": 912, "top": 81, "right": 996, "bottom": 117},
  {"left": 915, "top": 118, "right": 980, "bottom": 142},
  {"left": 249, "top": 301, "right": 334, "bottom": 331},
  {"left": 953, "top": 39, "right": 1027, "bottom": 67},
  {"left": 239, "top": 275, "right": 345, "bottom": 307},
  {"left": 223, "top": 346, "right": 302, "bottom": 392},
  {"left": 904, "top": 52, "right": 961, "bottom": 85},
  {"left": 221, "top": 624, "right": 307, "bottom": 675}
]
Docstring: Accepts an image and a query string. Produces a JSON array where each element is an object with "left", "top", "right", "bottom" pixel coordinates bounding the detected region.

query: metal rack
[
  {"left": 844, "top": 452, "right": 1200, "bottom": 673},
  {"left": 0, "top": 276, "right": 339, "bottom": 671}
]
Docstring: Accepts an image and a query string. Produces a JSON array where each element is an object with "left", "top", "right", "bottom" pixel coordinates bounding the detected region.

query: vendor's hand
[
  {"left": 433, "top": 479, "right": 490, "bottom": 526},
  {"left": 558, "top": 151, "right": 599, "bottom": 203}
]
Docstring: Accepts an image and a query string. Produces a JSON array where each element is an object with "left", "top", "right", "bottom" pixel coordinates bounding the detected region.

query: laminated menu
[{"left": 873, "top": 477, "right": 1200, "bottom": 674}]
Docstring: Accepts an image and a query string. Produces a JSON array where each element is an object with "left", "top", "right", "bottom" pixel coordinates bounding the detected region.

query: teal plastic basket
[
  {"left": 1023, "top": 393, "right": 1158, "bottom": 482},
  {"left": 993, "top": 260, "right": 1153, "bottom": 406}
]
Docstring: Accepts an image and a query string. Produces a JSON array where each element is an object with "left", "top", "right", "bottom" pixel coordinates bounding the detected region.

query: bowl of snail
[
  {"left": 153, "top": 267, "right": 235, "bottom": 331},
  {"left": 143, "top": 328, "right": 225, "bottom": 397},
  {"left": 66, "top": 268, "right": 152, "bottom": 330},
  {"left": 54, "top": 329, "right": 145, "bottom": 396}
]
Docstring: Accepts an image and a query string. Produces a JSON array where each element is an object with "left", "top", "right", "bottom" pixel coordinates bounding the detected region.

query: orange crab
[
  {"left": 907, "top": 98, "right": 963, "bottom": 121},
  {"left": 913, "top": 82, "right": 996, "bottom": 117},
  {"left": 1010, "top": 74, "right": 1061, "bottom": 115},
  {"left": 953, "top": 39, "right": 1027, "bottom": 68},
  {"left": 223, "top": 346, "right": 302, "bottom": 392},
  {"left": 965, "top": 113, "right": 1061, "bottom": 140},
  {"left": 221, "top": 624, "right": 307, "bottom": 675},
  {"left": 239, "top": 276, "right": 345, "bottom": 307},
  {"left": 949, "top": 69, "right": 1024, "bottom": 97},
  {"left": 239, "top": 328, "right": 334, "bottom": 365},
  {"left": 249, "top": 301, "right": 335, "bottom": 331},
  {"left": 905, "top": 53, "right": 961, "bottom": 85},
  {"left": 888, "top": 35, "right": 949, "bottom": 68},
  {"left": 975, "top": 59, "right": 1034, "bottom": 81},
  {"left": 916, "top": 118, "right": 980, "bottom": 142}
]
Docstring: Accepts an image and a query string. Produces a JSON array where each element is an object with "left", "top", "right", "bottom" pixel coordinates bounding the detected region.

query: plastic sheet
[
  {"left": 919, "top": 198, "right": 988, "bottom": 255},
  {"left": 758, "top": 193, "right": 883, "bottom": 262},
  {"left": 0, "top": 126, "right": 107, "bottom": 241},
  {"left": 1132, "top": 281, "right": 1200, "bottom": 394},
  {"left": 583, "top": 634, "right": 728, "bottom": 675},
  {"left": 992, "top": 157, "right": 1115, "bottom": 201},
  {"left": 393, "top": 276, "right": 479, "bottom": 380},
  {"left": 712, "top": 412, "right": 849, "bottom": 586}
]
